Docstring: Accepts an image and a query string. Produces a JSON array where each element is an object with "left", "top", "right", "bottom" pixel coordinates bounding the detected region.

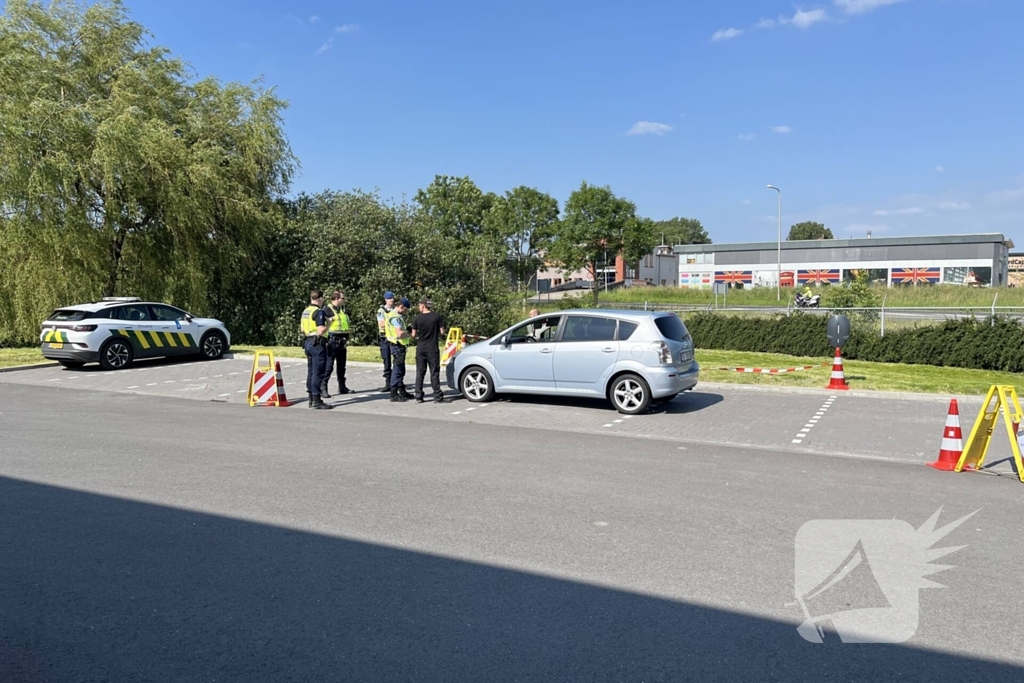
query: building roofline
[{"left": 673, "top": 233, "right": 1011, "bottom": 254}]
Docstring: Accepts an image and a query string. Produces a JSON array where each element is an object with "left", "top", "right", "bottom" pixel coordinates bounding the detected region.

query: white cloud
[
  {"left": 741, "top": 199, "right": 752, "bottom": 206},
  {"left": 335, "top": 23, "right": 360, "bottom": 33},
  {"left": 286, "top": 14, "right": 305, "bottom": 25},
  {"left": 314, "top": 37, "right": 334, "bottom": 55},
  {"left": 712, "top": 27, "right": 743, "bottom": 41},
  {"left": 739, "top": 133, "right": 755, "bottom": 141},
  {"left": 935, "top": 166, "right": 946, "bottom": 173},
  {"left": 756, "top": 18, "right": 778, "bottom": 29},
  {"left": 985, "top": 187, "right": 1024, "bottom": 204},
  {"left": 938, "top": 201, "right": 971, "bottom": 211},
  {"left": 309, "top": 15, "right": 321, "bottom": 23},
  {"left": 873, "top": 207, "right": 924, "bottom": 216},
  {"left": 627, "top": 121, "right": 673, "bottom": 136},
  {"left": 787, "top": 8, "right": 828, "bottom": 28},
  {"left": 771, "top": 125, "right": 792, "bottom": 134},
  {"left": 834, "top": 0, "right": 909, "bottom": 15}
]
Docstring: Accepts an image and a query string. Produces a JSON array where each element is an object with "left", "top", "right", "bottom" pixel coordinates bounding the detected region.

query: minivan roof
[{"left": 549, "top": 308, "right": 674, "bottom": 319}]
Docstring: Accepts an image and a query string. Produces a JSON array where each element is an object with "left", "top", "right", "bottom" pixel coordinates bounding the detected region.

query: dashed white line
[
  {"left": 164, "top": 380, "right": 176, "bottom": 384},
  {"left": 127, "top": 385, "right": 139, "bottom": 389},
  {"left": 792, "top": 396, "right": 837, "bottom": 445},
  {"left": 197, "top": 377, "right": 208, "bottom": 380},
  {"left": 218, "top": 393, "right": 231, "bottom": 398},
  {"left": 603, "top": 424, "right": 614, "bottom": 428},
  {"left": 146, "top": 383, "right": 158, "bottom": 386},
  {"left": 48, "top": 378, "right": 60, "bottom": 382},
  {"left": 452, "top": 411, "right": 462, "bottom": 415}
]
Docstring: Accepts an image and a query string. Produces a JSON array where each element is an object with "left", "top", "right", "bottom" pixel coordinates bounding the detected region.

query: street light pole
[{"left": 767, "top": 185, "right": 781, "bottom": 302}]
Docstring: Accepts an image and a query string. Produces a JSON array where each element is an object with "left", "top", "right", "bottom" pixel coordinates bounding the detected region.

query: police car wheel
[
  {"left": 200, "top": 331, "right": 226, "bottom": 360},
  {"left": 99, "top": 339, "right": 133, "bottom": 371},
  {"left": 460, "top": 367, "right": 495, "bottom": 402}
]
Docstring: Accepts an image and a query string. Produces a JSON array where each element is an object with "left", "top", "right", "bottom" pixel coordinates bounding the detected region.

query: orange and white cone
[
  {"left": 825, "top": 347, "right": 849, "bottom": 391},
  {"left": 274, "top": 361, "right": 291, "bottom": 407},
  {"left": 928, "top": 399, "right": 964, "bottom": 471}
]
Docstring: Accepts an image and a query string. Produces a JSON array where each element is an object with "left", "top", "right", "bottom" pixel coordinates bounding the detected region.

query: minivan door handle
[
  {"left": 602, "top": 347, "right": 615, "bottom": 353},
  {"left": 539, "top": 348, "right": 552, "bottom": 354}
]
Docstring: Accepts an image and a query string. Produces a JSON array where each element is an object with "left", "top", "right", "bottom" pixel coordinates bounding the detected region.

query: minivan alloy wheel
[{"left": 463, "top": 369, "right": 490, "bottom": 401}]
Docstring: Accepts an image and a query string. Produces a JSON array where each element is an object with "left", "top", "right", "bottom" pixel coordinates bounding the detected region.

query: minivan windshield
[{"left": 654, "top": 315, "right": 690, "bottom": 342}]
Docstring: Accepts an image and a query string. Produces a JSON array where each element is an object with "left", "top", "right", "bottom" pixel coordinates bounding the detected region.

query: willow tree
[{"left": 0, "top": 0, "right": 294, "bottom": 345}]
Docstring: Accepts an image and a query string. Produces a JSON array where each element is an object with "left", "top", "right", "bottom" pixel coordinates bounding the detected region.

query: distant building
[
  {"left": 1010, "top": 253, "right": 1024, "bottom": 288},
  {"left": 672, "top": 233, "right": 1015, "bottom": 289}
]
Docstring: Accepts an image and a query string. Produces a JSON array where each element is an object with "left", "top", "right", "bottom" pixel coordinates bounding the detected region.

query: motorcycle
[{"left": 795, "top": 293, "right": 821, "bottom": 309}]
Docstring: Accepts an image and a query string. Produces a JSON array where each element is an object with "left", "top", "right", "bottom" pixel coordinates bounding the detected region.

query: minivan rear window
[{"left": 654, "top": 315, "right": 690, "bottom": 341}]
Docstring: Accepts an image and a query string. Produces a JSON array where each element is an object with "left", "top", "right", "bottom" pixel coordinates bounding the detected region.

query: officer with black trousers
[
  {"left": 376, "top": 291, "right": 395, "bottom": 393},
  {"left": 300, "top": 289, "right": 333, "bottom": 410},
  {"left": 322, "top": 289, "right": 352, "bottom": 397},
  {"left": 411, "top": 298, "right": 448, "bottom": 403}
]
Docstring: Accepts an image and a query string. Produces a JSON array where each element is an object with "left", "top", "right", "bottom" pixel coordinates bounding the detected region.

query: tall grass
[{"left": 596, "top": 284, "right": 1023, "bottom": 308}]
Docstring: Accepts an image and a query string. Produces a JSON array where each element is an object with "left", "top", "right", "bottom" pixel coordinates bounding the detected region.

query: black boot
[
  {"left": 433, "top": 393, "right": 448, "bottom": 404},
  {"left": 338, "top": 384, "right": 351, "bottom": 395},
  {"left": 415, "top": 395, "right": 425, "bottom": 404},
  {"left": 312, "top": 395, "right": 333, "bottom": 410},
  {"left": 320, "top": 383, "right": 331, "bottom": 399},
  {"left": 379, "top": 382, "right": 391, "bottom": 393},
  {"left": 399, "top": 386, "right": 413, "bottom": 399},
  {"left": 390, "top": 388, "right": 406, "bottom": 403},
  {"left": 308, "top": 393, "right": 313, "bottom": 408}
]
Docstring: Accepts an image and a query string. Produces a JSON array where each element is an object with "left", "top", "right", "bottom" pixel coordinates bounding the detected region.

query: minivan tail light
[
  {"left": 648, "top": 341, "right": 672, "bottom": 364},
  {"left": 70, "top": 324, "right": 98, "bottom": 332}
]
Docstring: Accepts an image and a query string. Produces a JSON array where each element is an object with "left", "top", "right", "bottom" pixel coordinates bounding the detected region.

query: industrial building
[{"left": 671, "top": 233, "right": 1015, "bottom": 289}]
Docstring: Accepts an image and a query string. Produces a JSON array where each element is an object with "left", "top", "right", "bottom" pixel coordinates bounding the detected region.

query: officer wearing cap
[
  {"left": 299, "top": 289, "right": 333, "bottom": 410},
  {"left": 376, "top": 291, "right": 395, "bottom": 393},
  {"left": 323, "top": 289, "right": 351, "bottom": 397},
  {"left": 384, "top": 297, "right": 412, "bottom": 402}
]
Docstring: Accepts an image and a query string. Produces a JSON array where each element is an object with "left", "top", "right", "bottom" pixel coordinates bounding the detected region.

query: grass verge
[{"left": 3, "top": 346, "right": 1019, "bottom": 395}]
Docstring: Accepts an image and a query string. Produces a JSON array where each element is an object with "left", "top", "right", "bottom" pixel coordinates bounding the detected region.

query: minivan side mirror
[{"left": 500, "top": 334, "right": 509, "bottom": 348}]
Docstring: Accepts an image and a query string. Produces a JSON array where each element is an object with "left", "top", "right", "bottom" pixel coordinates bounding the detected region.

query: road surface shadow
[
  {"left": 466, "top": 391, "right": 724, "bottom": 415},
  {"left": 2, "top": 476, "right": 1018, "bottom": 682}
]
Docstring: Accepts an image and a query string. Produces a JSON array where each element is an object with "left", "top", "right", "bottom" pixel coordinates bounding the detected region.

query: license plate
[
  {"left": 49, "top": 342, "right": 64, "bottom": 350},
  {"left": 680, "top": 350, "right": 694, "bottom": 363}
]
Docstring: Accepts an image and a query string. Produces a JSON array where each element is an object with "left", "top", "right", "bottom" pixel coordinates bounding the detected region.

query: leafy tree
[
  {"left": 787, "top": 221, "right": 834, "bottom": 241},
  {"left": 548, "top": 182, "right": 654, "bottom": 305},
  {"left": 652, "top": 216, "right": 711, "bottom": 247},
  {"left": 484, "top": 186, "right": 559, "bottom": 294},
  {"left": 0, "top": 0, "right": 294, "bottom": 345},
  {"left": 414, "top": 175, "right": 496, "bottom": 242}
]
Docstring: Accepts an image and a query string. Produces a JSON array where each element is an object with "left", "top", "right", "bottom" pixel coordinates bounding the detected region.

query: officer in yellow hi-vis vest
[
  {"left": 300, "top": 289, "right": 333, "bottom": 410},
  {"left": 323, "top": 289, "right": 351, "bottom": 397},
  {"left": 384, "top": 297, "right": 412, "bottom": 402}
]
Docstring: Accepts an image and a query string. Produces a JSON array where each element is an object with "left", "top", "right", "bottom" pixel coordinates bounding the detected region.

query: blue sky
[{"left": 124, "top": 0, "right": 1023, "bottom": 244}]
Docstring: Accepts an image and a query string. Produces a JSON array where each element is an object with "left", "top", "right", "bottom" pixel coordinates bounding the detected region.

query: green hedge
[{"left": 684, "top": 312, "right": 1024, "bottom": 373}]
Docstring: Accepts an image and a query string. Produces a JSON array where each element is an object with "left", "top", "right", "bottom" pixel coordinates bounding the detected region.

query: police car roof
[{"left": 54, "top": 299, "right": 161, "bottom": 313}]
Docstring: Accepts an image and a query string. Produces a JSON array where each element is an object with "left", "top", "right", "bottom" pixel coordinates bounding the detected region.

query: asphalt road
[{"left": 2, "top": 375, "right": 1023, "bottom": 681}]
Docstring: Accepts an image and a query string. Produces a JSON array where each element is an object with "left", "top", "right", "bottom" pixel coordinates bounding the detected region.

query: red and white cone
[
  {"left": 825, "top": 347, "right": 849, "bottom": 391},
  {"left": 274, "top": 361, "right": 291, "bottom": 407},
  {"left": 928, "top": 399, "right": 964, "bottom": 471}
]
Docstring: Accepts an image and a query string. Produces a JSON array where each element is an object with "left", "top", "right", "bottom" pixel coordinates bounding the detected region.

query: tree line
[{"left": 0, "top": 0, "right": 721, "bottom": 347}]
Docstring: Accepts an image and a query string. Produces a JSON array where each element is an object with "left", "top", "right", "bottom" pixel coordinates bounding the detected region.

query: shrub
[{"left": 685, "top": 312, "right": 1024, "bottom": 373}]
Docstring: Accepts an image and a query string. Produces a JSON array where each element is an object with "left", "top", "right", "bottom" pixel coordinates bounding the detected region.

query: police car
[{"left": 40, "top": 297, "right": 231, "bottom": 370}]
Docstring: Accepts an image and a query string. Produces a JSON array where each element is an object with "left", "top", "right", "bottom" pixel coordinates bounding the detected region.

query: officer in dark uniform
[
  {"left": 300, "top": 289, "right": 333, "bottom": 410},
  {"left": 323, "top": 289, "right": 352, "bottom": 396}
]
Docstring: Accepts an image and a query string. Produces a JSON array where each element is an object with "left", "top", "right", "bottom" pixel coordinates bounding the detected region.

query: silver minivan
[{"left": 446, "top": 309, "right": 699, "bottom": 414}]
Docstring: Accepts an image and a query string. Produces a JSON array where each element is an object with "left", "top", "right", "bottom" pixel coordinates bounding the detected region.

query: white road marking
[
  {"left": 146, "top": 383, "right": 158, "bottom": 386},
  {"left": 164, "top": 380, "right": 176, "bottom": 384},
  {"left": 791, "top": 397, "right": 837, "bottom": 445},
  {"left": 452, "top": 411, "right": 462, "bottom": 415},
  {"left": 603, "top": 424, "right": 613, "bottom": 428},
  {"left": 197, "top": 377, "right": 208, "bottom": 380},
  {"left": 792, "top": 439, "right": 804, "bottom": 444},
  {"left": 614, "top": 420, "right": 623, "bottom": 423},
  {"left": 127, "top": 386, "right": 139, "bottom": 389},
  {"left": 218, "top": 393, "right": 231, "bottom": 398},
  {"left": 236, "top": 390, "right": 246, "bottom": 393},
  {"left": 48, "top": 379, "right": 60, "bottom": 382}
]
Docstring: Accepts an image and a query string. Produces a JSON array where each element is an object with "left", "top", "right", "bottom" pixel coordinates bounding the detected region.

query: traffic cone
[
  {"left": 274, "top": 361, "right": 291, "bottom": 407},
  {"left": 825, "top": 347, "right": 849, "bottom": 391},
  {"left": 928, "top": 399, "right": 964, "bottom": 471}
]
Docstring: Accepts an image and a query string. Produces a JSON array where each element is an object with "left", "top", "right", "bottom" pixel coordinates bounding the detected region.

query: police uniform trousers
[
  {"left": 415, "top": 346, "right": 442, "bottom": 399},
  {"left": 325, "top": 333, "right": 348, "bottom": 391},
  {"left": 389, "top": 342, "right": 407, "bottom": 389},
  {"left": 379, "top": 336, "right": 392, "bottom": 385},
  {"left": 304, "top": 336, "right": 328, "bottom": 397}
]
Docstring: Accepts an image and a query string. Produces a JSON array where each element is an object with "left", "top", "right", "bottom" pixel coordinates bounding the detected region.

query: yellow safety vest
[
  {"left": 384, "top": 310, "right": 409, "bottom": 346},
  {"left": 300, "top": 305, "right": 327, "bottom": 337},
  {"left": 327, "top": 304, "right": 350, "bottom": 333}
]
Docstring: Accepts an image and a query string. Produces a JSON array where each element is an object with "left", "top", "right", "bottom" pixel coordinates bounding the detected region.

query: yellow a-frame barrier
[
  {"left": 956, "top": 385, "right": 1024, "bottom": 482},
  {"left": 247, "top": 349, "right": 279, "bottom": 407},
  {"left": 441, "top": 327, "right": 463, "bottom": 368}
]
